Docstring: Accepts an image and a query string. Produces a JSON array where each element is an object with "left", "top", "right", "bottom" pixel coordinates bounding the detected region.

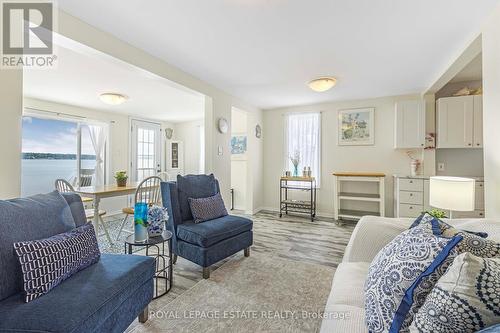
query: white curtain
[
  {"left": 88, "top": 124, "right": 108, "bottom": 186},
  {"left": 284, "top": 113, "right": 321, "bottom": 186}
]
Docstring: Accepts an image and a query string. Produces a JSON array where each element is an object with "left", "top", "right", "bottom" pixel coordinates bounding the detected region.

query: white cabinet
[
  {"left": 394, "top": 176, "right": 485, "bottom": 218},
  {"left": 436, "top": 95, "right": 482, "bottom": 148},
  {"left": 394, "top": 100, "right": 425, "bottom": 148}
]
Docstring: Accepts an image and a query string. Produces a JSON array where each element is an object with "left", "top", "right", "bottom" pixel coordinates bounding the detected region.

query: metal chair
[
  {"left": 157, "top": 171, "right": 171, "bottom": 181},
  {"left": 55, "top": 179, "right": 111, "bottom": 242},
  {"left": 116, "top": 176, "right": 163, "bottom": 240}
]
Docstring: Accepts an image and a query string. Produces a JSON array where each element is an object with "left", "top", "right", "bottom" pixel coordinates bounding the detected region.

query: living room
[{"left": 1, "top": 1, "right": 500, "bottom": 333}]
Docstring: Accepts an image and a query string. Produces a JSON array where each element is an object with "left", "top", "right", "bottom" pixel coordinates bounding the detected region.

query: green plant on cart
[{"left": 427, "top": 208, "right": 447, "bottom": 219}]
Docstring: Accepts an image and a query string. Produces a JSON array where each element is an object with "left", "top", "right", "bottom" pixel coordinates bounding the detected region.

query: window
[
  {"left": 21, "top": 114, "right": 106, "bottom": 196},
  {"left": 284, "top": 112, "right": 321, "bottom": 186}
]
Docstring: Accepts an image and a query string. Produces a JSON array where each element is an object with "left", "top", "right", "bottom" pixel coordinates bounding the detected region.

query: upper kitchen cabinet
[
  {"left": 436, "top": 95, "right": 482, "bottom": 148},
  {"left": 394, "top": 99, "right": 425, "bottom": 148}
]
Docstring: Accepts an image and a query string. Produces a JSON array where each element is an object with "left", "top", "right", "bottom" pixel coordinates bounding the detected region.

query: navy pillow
[
  {"left": 13, "top": 223, "right": 101, "bottom": 302},
  {"left": 188, "top": 193, "right": 228, "bottom": 223},
  {"left": 177, "top": 174, "right": 219, "bottom": 221}
]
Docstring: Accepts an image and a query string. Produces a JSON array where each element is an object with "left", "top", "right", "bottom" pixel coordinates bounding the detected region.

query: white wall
[
  {"left": 231, "top": 108, "right": 248, "bottom": 211},
  {"left": 173, "top": 119, "right": 204, "bottom": 175},
  {"left": 0, "top": 70, "right": 23, "bottom": 199},
  {"left": 263, "top": 94, "right": 422, "bottom": 217},
  {"left": 482, "top": 5, "right": 500, "bottom": 217}
]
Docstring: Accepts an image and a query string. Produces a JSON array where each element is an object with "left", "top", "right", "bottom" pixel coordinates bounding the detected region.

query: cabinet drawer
[
  {"left": 398, "top": 178, "right": 424, "bottom": 191},
  {"left": 399, "top": 204, "right": 423, "bottom": 218},
  {"left": 399, "top": 191, "right": 423, "bottom": 205},
  {"left": 452, "top": 210, "right": 485, "bottom": 218}
]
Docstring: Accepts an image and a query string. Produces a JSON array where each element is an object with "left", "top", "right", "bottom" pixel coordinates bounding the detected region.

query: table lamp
[{"left": 429, "top": 176, "right": 475, "bottom": 218}]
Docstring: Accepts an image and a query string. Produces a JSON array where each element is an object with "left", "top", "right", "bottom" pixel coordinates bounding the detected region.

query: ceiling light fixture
[
  {"left": 307, "top": 77, "right": 337, "bottom": 92},
  {"left": 99, "top": 92, "right": 128, "bottom": 105}
]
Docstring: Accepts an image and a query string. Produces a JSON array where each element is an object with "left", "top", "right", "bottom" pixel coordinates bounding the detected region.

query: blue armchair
[{"left": 161, "top": 174, "right": 253, "bottom": 278}]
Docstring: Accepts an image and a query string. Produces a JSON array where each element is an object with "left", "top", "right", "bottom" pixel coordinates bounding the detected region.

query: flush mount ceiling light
[
  {"left": 307, "top": 77, "right": 337, "bottom": 92},
  {"left": 99, "top": 92, "right": 128, "bottom": 105}
]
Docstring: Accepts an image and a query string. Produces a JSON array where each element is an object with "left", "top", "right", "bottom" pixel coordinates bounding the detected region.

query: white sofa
[{"left": 320, "top": 216, "right": 500, "bottom": 333}]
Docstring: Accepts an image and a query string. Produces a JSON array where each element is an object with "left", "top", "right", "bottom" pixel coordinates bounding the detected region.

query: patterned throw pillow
[
  {"left": 410, "top": 253, "right": 500, "bottom": 333},
  {"left": 188, "top": 193, "right": 228, "bottom": 223},
  {"left": 442, "top": 227, "right": 500, "bottom": 258},
  {"left": 411, "top": 212, "right": 489, "bottom": 238},
  {"left": 364, "top": 223, "right": 463, "bottom": 333},
  {"left": 414, "top": 213, "right": 500, "bottom": 258},
  {"left": 13, "top": 223, "right": 101, "bottom": 302}
]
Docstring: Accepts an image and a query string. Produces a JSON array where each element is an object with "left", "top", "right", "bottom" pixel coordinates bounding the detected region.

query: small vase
[
  {"left": 134, "top": 202, "right": 148, "bottom": 242},
  {"left": 293, "top": 165, "right": 299, "bottom": 177}
]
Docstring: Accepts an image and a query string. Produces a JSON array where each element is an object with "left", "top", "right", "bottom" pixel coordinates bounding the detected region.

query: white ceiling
[
  {"left": 450, "top": 54, "right": 483, "bottom": 83},
  {"left": 24, "top": 45, "right": 205, "bottom": 123},
  {"left": 58, "top": 0, "right": 499, "bottom": 110}
]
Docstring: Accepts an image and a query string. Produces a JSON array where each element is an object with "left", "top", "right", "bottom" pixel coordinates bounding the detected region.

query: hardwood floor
[{"left": 121, "top": 211, "right": 356, "bottom": 332}]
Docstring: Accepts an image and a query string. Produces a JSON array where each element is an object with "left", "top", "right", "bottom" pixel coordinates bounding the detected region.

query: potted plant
[{"left": 114, "top": 171, "right": 128, "bottom": 187}]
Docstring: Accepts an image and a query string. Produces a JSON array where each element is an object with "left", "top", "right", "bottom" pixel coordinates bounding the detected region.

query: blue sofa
[
  {"left": 161, "top": 174, "right": 253, "bottom": 278},
  {"left": 0, "top": 191, "right": 155, "bottom": 333}
]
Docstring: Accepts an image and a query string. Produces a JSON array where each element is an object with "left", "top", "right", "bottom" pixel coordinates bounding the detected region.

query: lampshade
[{"left": 429, "top": 176, "right": 475, "bottom": 212}]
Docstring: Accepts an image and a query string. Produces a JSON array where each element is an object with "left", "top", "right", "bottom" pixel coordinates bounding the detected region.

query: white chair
[
  {"left": 157, "top": 171, "right": 172, "bottom": 181},
  {"left": 116, "top": 176, "right": 163, "bottom": 240},
  {"left": 55, "top": 179, "right": 112, "bottom": 242}
]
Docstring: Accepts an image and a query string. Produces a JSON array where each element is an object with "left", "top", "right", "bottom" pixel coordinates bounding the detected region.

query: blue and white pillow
[
  {"left": 410, "top": 253, "right": 500, "bottom": 333},
  {"left": 411, "top": 212, "right": 489, "bottom": 238},
  {"left": 414, "top": 213, "right": 500, "bottom": 258},
  {"left": 13, "top": 223, "right": 100, "bottom": 302},
  {"left": 364, "top": 222, "right": 463, "bottom": 333}
]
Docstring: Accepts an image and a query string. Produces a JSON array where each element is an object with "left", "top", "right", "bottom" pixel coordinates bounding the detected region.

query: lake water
[{"left": 22, "top": 159, "right": 96, "bottom": 197}]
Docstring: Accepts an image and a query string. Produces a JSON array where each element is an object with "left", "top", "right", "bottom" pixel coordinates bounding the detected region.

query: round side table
[{"left": 124, "top": 230, "right": 173, "bottom": 299}]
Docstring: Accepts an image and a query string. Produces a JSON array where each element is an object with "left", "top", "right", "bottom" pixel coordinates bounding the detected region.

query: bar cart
[{"left": 279, "top": 176, "right": 317, "bottom": 221}]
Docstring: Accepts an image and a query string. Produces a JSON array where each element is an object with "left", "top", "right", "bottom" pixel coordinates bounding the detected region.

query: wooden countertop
[{"left": 332, "top": 172, "right": 385, "bottom": 177}]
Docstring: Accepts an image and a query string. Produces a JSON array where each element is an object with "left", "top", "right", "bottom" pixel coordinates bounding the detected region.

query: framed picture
[
  {"left": 338, "top": 108, "right": 375, "bottom": 145},
  {"left": 231, "top": 135, "right": 247, "bottom": 154}
]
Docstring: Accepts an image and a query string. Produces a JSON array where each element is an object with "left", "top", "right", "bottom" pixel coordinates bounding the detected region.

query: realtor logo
[{"left": 1, "top": 1, "right": 56, "bottom": 68}]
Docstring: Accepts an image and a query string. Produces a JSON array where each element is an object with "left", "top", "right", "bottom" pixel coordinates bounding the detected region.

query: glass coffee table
[{"left": 124, "top": 230, "right": 173, "bottom": 299}]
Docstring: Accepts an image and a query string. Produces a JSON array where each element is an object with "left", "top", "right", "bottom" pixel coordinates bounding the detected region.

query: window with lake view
[{"left": 21, "top": 115, "right": 97, "bottom": 197}]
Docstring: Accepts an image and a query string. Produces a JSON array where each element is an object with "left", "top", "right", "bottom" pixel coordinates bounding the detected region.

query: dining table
[{"left": 74, "top": 182, "right": 140, "bottom": 244}]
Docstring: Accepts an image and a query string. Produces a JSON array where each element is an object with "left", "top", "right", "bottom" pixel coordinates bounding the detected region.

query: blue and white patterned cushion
[
  {"left": 414, "top": 214, "right": 500, "bottom": 258},
  {"left": 410, "top": 253, "right": 500, "bottom": 333},
  {"left": 364, "top": 223, "right": 463, "bottom": 333},
  {"left": 411, "top": 212, "right": 489, "bottom": 238},
  {"left": 441, "top": 227, "right": 500, "bottom": 258},
  {"left": 13, "top": 223, "right": 101, "bottom": 302},
  {"left": 188, "top": 193, "right": 228, "bottom": 223}
]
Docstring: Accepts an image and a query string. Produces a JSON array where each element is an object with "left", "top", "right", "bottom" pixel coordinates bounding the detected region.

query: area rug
[{"left": 130, "top": 253, "right": 334, "bottom": 333}]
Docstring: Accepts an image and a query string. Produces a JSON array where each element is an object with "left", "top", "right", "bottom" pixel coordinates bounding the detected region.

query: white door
[
  {"left": 394, "top": 100, "right": 425, "bottom": 148},
  {"left": 436, "top": 96, "right": 474, "bottom": 148},
  {"left": 473, "top": 95, "right": 483, "bottom": 148},
  {"left": 131, "top": 120, "right": 161, "bottom": 182}
]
